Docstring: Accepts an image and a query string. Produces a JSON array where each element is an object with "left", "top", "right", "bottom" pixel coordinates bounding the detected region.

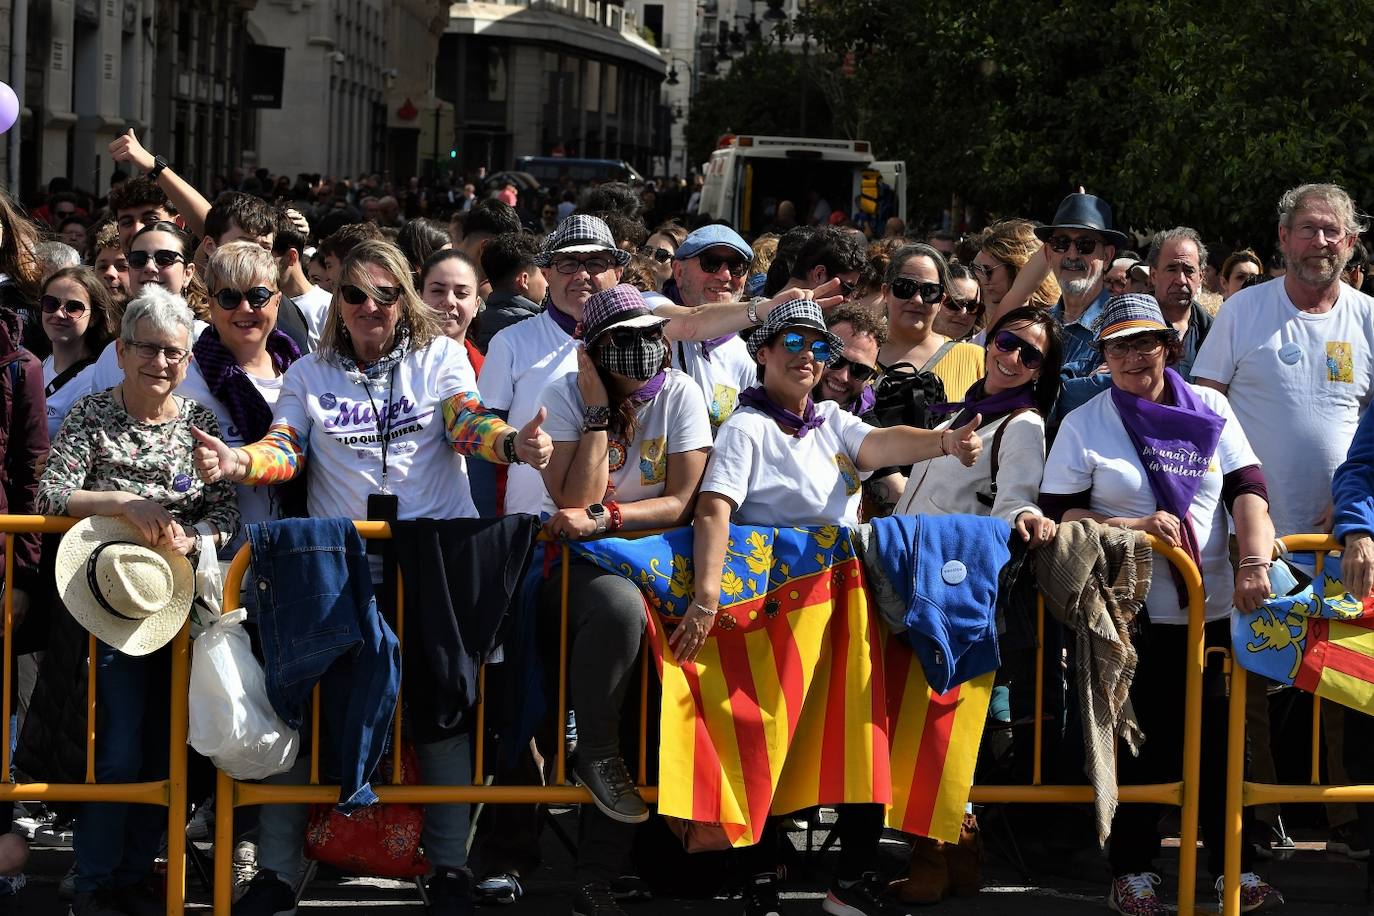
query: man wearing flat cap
[{"left": 1036, "top": 193, "right": 1128, "bottom": 380}]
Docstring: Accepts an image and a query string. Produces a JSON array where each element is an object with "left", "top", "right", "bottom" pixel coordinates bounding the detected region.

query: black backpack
[{"left": 871, "top": 361, "right": 948, "bottom": 430}]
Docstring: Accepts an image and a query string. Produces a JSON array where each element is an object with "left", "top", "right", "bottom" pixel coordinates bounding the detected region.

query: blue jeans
[
  {"left": 247, "top": 518, "right": 401, "bottom": 813},
  {"left": 73, "top": 641, "right": 171, "bottom": 893},
  {"left": 256, "top": 732, "right": 473, "bottom": 880}
]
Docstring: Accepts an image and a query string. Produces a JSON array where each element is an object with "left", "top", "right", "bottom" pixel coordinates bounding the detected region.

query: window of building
[
  {"left": 603, "top": 64, "right": 618, "bottom": 115},
  {"left": 642, "top": 4, "right": 663, "bottom": 46},
  {"left": 584, "top": 60, "right": 600, "bottom": 113}
]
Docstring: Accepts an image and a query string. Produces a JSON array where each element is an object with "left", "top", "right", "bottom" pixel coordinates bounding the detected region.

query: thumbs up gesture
[
  {"left": 514, "top": 407, "right": 553, "bottom": 469},
  {"left": 191, "top": 426, "right": 240, "bottom": 483},
  {"left": 943, "top": 413, "right": 983, "bottom": 467},
  {"left": 108, "top": 128, "right": 155, "bottom": 173}
]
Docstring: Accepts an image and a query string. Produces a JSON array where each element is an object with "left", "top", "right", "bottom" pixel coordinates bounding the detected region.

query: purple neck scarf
[
  {"left": 1111, "top": 367, "right": 1225, "bottom": 605},
  {"left": 932, "top": 380, "right": 1037, "bottom": 430},
  {"left": 848, "top": 384, "right": 877, "bottom": 416},
  {"left": 700, "top": 332, "right": 737, "bottom": 362},
  {"left": 192, "top": 325, "right": 301, "bottom": 443},
  {"left": 630, "top": 369, "right": 668, "bottom": 404},
  {"left": 739, "top": 386, "right": 826, "bottom": 439},
  {"left": 546, "top": 298, "right": 578, "bottom": 337}
]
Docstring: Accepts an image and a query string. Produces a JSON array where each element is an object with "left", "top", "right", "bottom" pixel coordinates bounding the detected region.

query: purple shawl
[
  {"left": 192, "top": 326, "right": 301, "bottom": 443},
  {"left": 933, "top": 380, "right": 1037, "bottom": 430}
]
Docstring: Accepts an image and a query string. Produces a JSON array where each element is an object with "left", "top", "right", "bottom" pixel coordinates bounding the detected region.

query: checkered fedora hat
[
  {"left": 534, "top": 214, "right": 632, "bottom": 267},
  {"left": 743, "top": 297, "right": 844, "bottom": 364},
  {"left": 1095, "top": 293, "right": 1178, "bottom": 343}
]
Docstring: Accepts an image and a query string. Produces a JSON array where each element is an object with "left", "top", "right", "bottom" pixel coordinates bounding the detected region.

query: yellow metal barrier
[
  {"left": 212, "top": 526, "right": 1206, "bottom": 916},
  {"left": 0, "top": 515, "right": 189, "bottom": 916},
  {"left": 1221, "top": 534, "right": 1355, "bottom": 916}
]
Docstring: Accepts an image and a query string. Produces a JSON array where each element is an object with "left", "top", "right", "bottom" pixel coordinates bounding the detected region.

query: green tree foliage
[{"left": 688, "top": 0, "right": 1374, "bottom": 247}]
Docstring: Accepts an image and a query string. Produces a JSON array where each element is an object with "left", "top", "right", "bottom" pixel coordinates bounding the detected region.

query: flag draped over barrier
[{"left": 570, "top": 524, "right": 991, "bottom": 845}]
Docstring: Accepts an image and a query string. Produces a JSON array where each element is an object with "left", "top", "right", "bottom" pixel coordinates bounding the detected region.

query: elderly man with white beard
[{"left": 1034, "top": 193, "right": 1128, "bottom": 379}]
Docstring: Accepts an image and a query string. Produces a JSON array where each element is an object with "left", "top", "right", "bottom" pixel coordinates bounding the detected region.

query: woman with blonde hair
[{"left": 971, "top": 219, "right": 1061, "bottom": 331}]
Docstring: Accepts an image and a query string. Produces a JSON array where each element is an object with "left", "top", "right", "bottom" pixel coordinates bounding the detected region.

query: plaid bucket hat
[
  {"left": 1095, "top": 293, "right": 1179, "bottom": 343},
  {"left": 535, "top": 214, "right": 632, "bottom": 267},
  {"left": 581, "top": 284, "right": 667, "bottom": 343},
  {"left": 743, "top": 298, "right": 844, "bottom": 364}
]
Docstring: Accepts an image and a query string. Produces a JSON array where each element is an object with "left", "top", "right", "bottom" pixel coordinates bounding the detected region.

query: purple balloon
[{"left": 0, "top": 83, "right": 16, "bottom": 135}]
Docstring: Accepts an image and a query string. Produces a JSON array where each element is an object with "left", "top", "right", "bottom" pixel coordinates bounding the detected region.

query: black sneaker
[
  {"left": 233, "top": 872, "right": 298, "bottom": 916},
  {"left": 426, "top": 867, "right": 474, "bottom": 916},
  {"left": 571, "top": 756, "right": 648, "bottom": 824},
  {"left": 472, "top": 872, "right": 523, "bottom": 905},
  {"left": 609, "top": 874, "right": 652, "bottom": 903},
  {"left": 1330, "top": 822, "right": 1371, "bottom": 860},
  {"left": 69, "top": 890, "right": 128, "bottom": 916},
  {"left": 743, "top": 872, "right": 781, "bottom": 916},
  {"left": 823, "top": 873, "right": 910, "bottom": 916},
  {"left": 572, "top": 882, "right": 626, "bottom": 916}
]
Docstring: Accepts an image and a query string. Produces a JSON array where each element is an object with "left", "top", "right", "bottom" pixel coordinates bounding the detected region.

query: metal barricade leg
[
  {"left": 1222, "top": 662, "right": 1247, "bottom": 916},
  {"left": 213, "top": 769, "right": 235, "bottom": 915},
  {"left": 166, "top": 626, "right": 190, "bottom": 916},
  {"left": 1175, "top": 609, "right": 1204, "bottom": 916}
]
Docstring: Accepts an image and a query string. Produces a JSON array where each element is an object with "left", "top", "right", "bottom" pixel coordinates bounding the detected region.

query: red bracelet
[{"left": 606, "top": 500, "right": 623, "bottom": 532}]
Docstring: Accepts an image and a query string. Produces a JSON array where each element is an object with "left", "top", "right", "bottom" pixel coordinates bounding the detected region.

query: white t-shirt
[
  {"left": 1191, "top": 280, "right": 1374, "bottom": 539},
  {"left": 539, "top": 369, "right": 712, "bottom": 515},
  {"left": 1040, "top": 385, "right": 1259, "bottom": 624},
  {"left": 667, "top": 335, "right": 756, "bottom": 431},
  {"left": 701, "top": 399, "right": 873, "bottom": 526},
  {"left": 291, "top": 285, "right": 334, "bottom": 350},
  {"left": 177, "top": 361, "right": 286, "bottom": 554},
  {"left": 41, "top": 356, "right": 98, "bottom": 442},
  {"left": 479, "top": 308, "right": 579, "bottom": 515},
  {"left": 272, "top": 335, "right": 479, "bottom": 521},
  {"left": 89, "top": 319, "right": 209, "bottom": 392}
]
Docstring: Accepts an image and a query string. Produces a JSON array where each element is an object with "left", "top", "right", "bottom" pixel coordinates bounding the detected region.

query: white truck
[{"left": 697, "top": 136, "right": 905, "bottom": 237}]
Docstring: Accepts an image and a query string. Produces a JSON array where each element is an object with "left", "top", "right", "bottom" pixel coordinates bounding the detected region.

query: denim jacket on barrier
[{"left": 247, "top": 517, "right": 401, "bottom": 813}]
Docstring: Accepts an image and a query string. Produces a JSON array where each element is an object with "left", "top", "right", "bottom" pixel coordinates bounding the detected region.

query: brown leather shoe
[
  {"left": 943, "top": 814, "right": 982, "bottom": 896},
  {"left": 897, "top": 834, "right": 949, "bottom": 904}
]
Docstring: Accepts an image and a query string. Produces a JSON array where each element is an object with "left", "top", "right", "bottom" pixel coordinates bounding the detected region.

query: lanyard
[{"left": 362, "top": 366, "right": 398, "bottom": 493}]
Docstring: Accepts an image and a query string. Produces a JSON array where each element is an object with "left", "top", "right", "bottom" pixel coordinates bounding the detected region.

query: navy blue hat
[
  {"left": 675, "top": 225, "right": 753, "bottom": 262},
  {"left": 1034, "top": 193, "right": 1129, "bottom": 249}
]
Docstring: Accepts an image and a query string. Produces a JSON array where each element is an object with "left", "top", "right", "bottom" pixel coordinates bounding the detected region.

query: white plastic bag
[{"left": 188, "top": 608, "right": 299, "bottom": 780}]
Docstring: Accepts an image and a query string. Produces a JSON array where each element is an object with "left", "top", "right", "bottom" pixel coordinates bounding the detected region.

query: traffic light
[
  {"left": 859, "top": 170, "right": 880, "bottom": 216},
  {"left": 449, "top": 149, "right": 457, "bottom": 159}
]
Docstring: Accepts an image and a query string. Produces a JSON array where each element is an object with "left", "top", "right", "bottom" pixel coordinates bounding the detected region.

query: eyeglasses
[
  {"left": 340, "top": 284, "right": 401, "bottom": 306},
  {"left": 888, "top": 277, "right": 944, "bottom": 304},
  {"left": 992, "top": 330, "right": 1045, "bottom": 370},
  {"left": 127, "top": 249, "right": 186, "bottom": 270},
  {"left": 968, "top": 262, "right": 1005, "bottom": 282},
  {"left": 697, "top": 253, "right": 750, "bottom": 278},
  {"left": 780, "top": 331, "right": 832, "bottom": 363},
  {"left": 40, "top": 295, "right": 87, "bottom": 317},
  {"left": 944, "top": 297, "right": 981, "bottom": 315},
  {"left": 603, "top": 326, "right": 665, "bottom": 348},
  {"left": 1046, "top": 235, "right": 1102, "bottom": 255},
  {"left": 1291, "top": 224, "right": 1348, "bottom": 243},
  {"left": 214, "top": 286, "right": 277, "bottom": 311},
  {"left": 836, "top": 277, "right": 857, "bottom": 299},
  {"left": 124, "top": 339, "right": 189, "bottom": 364},
  {"left": 642, "top": 246, "right": 674, "bottom": 264},
  {"left": 1102, "top": 334, "right": 1166, "bottom": 360},
  {"left": 551, "top": 256, "right": 613, "bottom": 275},
  {"left": 827, "top": 355, "right": 876, "bottom": 382}
]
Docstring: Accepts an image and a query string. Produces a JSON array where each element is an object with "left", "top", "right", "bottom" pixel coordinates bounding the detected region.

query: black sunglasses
[
  {"left": 1046, "top": 235, "right": 1101, "bottom": 255},
  {"left": 603, "top": 326, "right": 665, "bottom": 348},
  {"left": 828, "top": 355, "right": 876, "bottom": 383},
  {"left": 127, "top": 249, "right": 186, "bottom": 269},
  {"left": 643, "top": 246, "right": 674, "bottom": 264},
  {"left": 214, "top": 286, "right": 276, "bottom": 311},
  {"left": 944, "top": 297, "right": 981, "bottom": 314},
  {"left": 889, "top": 277, "right": 944, "bottom": 304},
  {"left": 992, "top": 329, "right": 1045, "bottom": 370},
  {"left": 340, "top": 284, "right": 401, "bottom": 306},
  {"left": 697, "top": 253, "right": 749, "bottom": 278},
  {"left": 40, "top": 295, "right": 87, "bottom": 317}
]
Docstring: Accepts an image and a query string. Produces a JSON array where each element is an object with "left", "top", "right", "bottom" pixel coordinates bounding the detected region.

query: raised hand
[
  {"left": 191, "top": 426, "right": 239, "bottom": 483},
  {"left": 108, "top": 128, "right": 156, "bottom": 173},
  {"left": 943, "top": 413, "right": 983, "bottom": 467},
  {"left": 515, "top": 407, "right": 553, "bottom": 469}
]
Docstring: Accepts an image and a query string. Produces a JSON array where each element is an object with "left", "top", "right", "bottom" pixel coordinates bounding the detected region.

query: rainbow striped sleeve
[
  {"left": 240, "top": 422, "right": 307, "bottom": 485},
  {"left": 442, "top": 390, "right": 516, "bottom": 463}
]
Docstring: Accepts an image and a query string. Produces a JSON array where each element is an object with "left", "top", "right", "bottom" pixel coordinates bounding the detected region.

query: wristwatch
[
  {"left": 148, "top": 154, "right": 169, "bottom": 182},
  {"left": 583, "top": 404, "right": 611, "bottom": 432},
  {"left": 586, "top": 503, "right": 608, "bottom": 533},
  {"left": 746, "top": 297, "right": 762, "bottom": 325}
]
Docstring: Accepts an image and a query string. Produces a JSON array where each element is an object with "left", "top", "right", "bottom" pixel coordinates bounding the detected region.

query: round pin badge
[
  {"left": 173, "top": 473, "right": 193, "bottom": 493},
  {"left": 320, "top": 392, "right": 338, "bottom": 410},
  {"left": 1278, "top": 343, "right": 1302, "bottom": 365},
  {"left": 941, "top": 560, "right": 967, "bottom": 586}
]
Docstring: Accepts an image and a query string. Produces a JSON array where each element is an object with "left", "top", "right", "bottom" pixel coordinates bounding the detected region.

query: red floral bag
[{"left": 304, "top": 741, "right": 430, "bottom": 878}]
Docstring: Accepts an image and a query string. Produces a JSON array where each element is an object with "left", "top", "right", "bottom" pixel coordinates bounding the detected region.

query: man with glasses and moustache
[{"left": 1035, "top": 193, "right": 1128, "bottom": 379}]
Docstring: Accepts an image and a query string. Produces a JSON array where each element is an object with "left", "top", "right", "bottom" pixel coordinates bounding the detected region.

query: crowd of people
[{"left": 0, "top": 131, "right": 1371, "bottom": 916}]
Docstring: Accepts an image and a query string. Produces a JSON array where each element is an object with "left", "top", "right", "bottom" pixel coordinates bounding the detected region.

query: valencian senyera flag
[{"left": 569, "top": 524, "right": 991, "bottom": 846}]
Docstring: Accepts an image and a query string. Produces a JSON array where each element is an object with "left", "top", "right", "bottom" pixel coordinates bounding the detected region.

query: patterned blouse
[{"left": 38, "top": 391, "right": 241, "bottom": 541}]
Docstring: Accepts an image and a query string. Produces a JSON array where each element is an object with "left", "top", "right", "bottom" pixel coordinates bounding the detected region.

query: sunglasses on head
[
  {"left": 969, "top": 262, "right": 1004, "bottom": 282},
  {"left": 828, "top": 355, "right": 876, "bottom": 382},
  {"left": 602, "top": 326, "right": 665, "bottom": 348},
  {"left": 127, "top": 249, "right": 186, "bottom": 269},
  {"left": 40, "top": 295, "right": 87, "bottom": 317},
  {"left": 214, "top": 286, "right": 276, "bottom": 311},
  {"left": 944, "top": 297, "right": 981, "bottom": 315},
  {"left": 888, "top": 277, "right": 944, "bottom": 304},
  {"left": 697, "top": 253, "right": 749, "bottom": 278},
  {"left": 992, "top": 329, "right": 1045, "bottom": 370},
  {"left": 1046, "top": 235, "right": 1102, "bottom": 255},
  {"left": 780, "top": 331, "right": 832, "bottom": 363},
  {"left": 340, "top": 283, "right": 401, "bottom": 306}
]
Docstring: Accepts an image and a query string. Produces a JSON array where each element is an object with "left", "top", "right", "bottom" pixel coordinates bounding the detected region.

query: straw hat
[{"left": 54, "top": 516, "right": 195, "bottom": 656}]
